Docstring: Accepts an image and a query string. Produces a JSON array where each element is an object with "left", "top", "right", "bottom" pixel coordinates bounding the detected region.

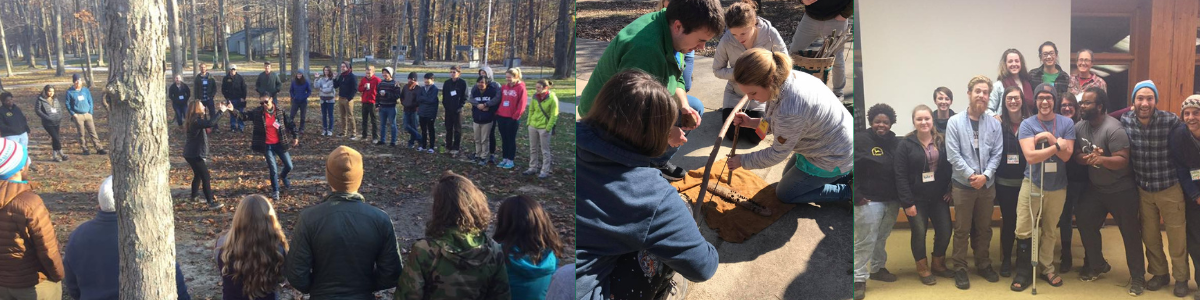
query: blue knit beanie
[{"left": 1133, "top": 80, "right": 1158, "bottom": 102}]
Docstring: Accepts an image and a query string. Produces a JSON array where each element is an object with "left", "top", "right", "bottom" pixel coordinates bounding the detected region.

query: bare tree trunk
[
  {"left": 0, "top": 4, "right": 12, "bottom": 77},
  {"left": 442, "top": 0, "right": 455, "bottom": 61},
  {"left": 337, "top": 0, "right": 346, "bottom": 67},
  {"left": 54, "top": 3, "right": 65, "bottom": 76},
  {"left": 392, "top": 0, "right": 404, "bottom": 70},
  {"left": 217, "top": 0, "right": 228, "bottom": 70},
  {"left": 275, "top": 1, "right": 286, "bottom": 76},
  {"left": 102, "top": 0, "right": 177, "bottom": 297},
  {"left": 93, "top": 0, "right": 105, "bottom": 66},
  {"left": 244, "top": 1, "right": 252, "bottom": 62},
  {"left": 483, "top": 0, "right": 492, "bottom": 65},
  {"left": 40, "top": 5, "right": 53, "bottom": 70},
  {"left": 74, "top": 0, "right": 93, "bottom": 86},
  {"left": 413, "top": 0, "right": 429, "bottom": 65},
  {"left": 552, "top": 0, "right": 573, "bottom": 79},
  {"left": 190, "top": 0, "right": 198, "bottom": 73},
  {"left": 525, "top": 0, "right": 535, "bottom": 59},
  {"left": 291, "top": 0, "right": 307, "bottom": 75},
  {"left": 21, "top": 4, "right": 38, "bottom": 68},
  {"left": 406, "top": 0, "right": 415, "bottom": 58},
  {"left": 166, "top": 0, "right": 182, "bottom": 76}
]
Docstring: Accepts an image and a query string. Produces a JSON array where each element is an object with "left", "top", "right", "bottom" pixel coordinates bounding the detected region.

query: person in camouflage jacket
[{"left": 395, "top": 171, "right": 510, "bottom": 300}]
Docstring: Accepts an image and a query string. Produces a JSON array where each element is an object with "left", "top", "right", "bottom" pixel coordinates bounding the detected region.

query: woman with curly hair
[
  {"left": 395, "top": 171, "right": 509, "bottom": 299},
  {"left": 216, "top": 194, "right": 289, "bottom": 300}
]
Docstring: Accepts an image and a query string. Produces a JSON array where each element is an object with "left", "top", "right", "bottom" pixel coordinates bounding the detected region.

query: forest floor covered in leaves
[
  {"left": 578, "top": 0, "right": 807, "bottom": 56},
  {"left": 6, "top": 68, "right": 575, "bottom": 299}
]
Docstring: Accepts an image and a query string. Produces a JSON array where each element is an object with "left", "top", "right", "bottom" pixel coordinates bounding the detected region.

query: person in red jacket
[
  {"left": 357, "top": 65, "right": 381, "bottom": 142},
  {"left": 496, "top": 68, "right": 529, "bottom": 169}
]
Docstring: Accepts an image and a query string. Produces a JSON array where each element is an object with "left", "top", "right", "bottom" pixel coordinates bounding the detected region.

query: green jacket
[
  {"left": 284, "top": 192, "right": 403, "bottom": 299},
  {"left": 256, "top": 71, "right": 283, "bottom": 96},
  {"left": 577, "top": 10, "right": 685, "bottom": 117},
  {"left": 394, "top": 228, "right": 510, "bottom": 300},
  {"left": 526, "top": 91, "right": 559, "bottom": 130}
]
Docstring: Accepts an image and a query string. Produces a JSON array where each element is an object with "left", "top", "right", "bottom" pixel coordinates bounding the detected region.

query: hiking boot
[
  {"left": 931, "top": 256, "right": 954, "bottom": 278},
  {"left": 916, "top": 258, "right": 936, "bottom": 285},
  {"left": 870, "top": 268, "right": 897, "bottom": 282},
  {"left": 1130, "top": 276, "right": 1145, "bottom": 296},
  {"left": 59, "top": 151, "right": 69, "bottom": 161},
  {"left": 1147, "top": 275, "right": 1169, "bottom": 291},
  {"left": 1176, "top": 280, "right": 1190, "bottom": 297},
  {"left": 954, "top": 269, "right": 970, "bottom": 290},
  {"left": 853, "top": 281, "right": 865, "bottom": 300},
  {"left": 977, "top": 265, "right": 999, "bottom": 283}
]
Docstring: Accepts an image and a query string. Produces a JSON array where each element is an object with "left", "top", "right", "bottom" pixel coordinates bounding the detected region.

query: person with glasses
[
  {"left": 1068, "top": 49, "right": 1107, "bottom": 97},
  {"left": 1029, "top": 41, "right": 1072, "bottom": 98}
]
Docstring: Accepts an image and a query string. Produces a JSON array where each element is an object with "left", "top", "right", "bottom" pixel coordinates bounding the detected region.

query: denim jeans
[
  {"left": 497, "top": 117, "right": 519, "bottom": 160},
  {"left": 172, "top": 101, "right": 187, "bottom": 127},
  {"left": 378, "top": 107, "right": 399, "bottom": 144},
  {"left": 263, "top": 144, "right": 293, "bottom": 193},
  {"left": 907, "top": 198, "right": 953, "bottom": 260},
  {"left": 3, "top": 132, "right": 28, "bottom": 149},
  {"left": 650, "top": 95, "right": 706, "bottom": 167},
  {"left": 683, "top": 50, "right": 695, "bottom": 92},
  {"left": 320, "top": 99, "right": 335, "bottom": 132},
  {"left": 202, "top": 99, "right": 217, "bottom": 130},
  {"left": 230, "top": 99, "right": 246, "bottom": 131},
  {"left": 790, "top": 15, "right": 847, "bottom": 97},
  {"left": 290, "top": 98, "right": 308, "bottom": 133},
  {"left": 403, "top": 110, "right": 422, "bottom": 146},
  {"left": 854, "top": 200, "right": 900, "bottom": 282},
  {"left": 777, "top": 155, "right": 849, "bottom": 203}
]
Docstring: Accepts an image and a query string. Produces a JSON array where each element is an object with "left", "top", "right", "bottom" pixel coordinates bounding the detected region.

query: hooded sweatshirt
[
  {"left": 575, "top": 121, "right": 719, "bottom": 299},
  {"left": 713, "top": 16, "right": 788, "bottom": 111},
  {"left": 0, "top": 181, "right": 63, "bottom": 289},
  {"left": 498, "top": 81, "right": 528, "bottom": 120},
  {"left": 854, "top": 129, "right": 899, "bottom": 205},
  {"left": 504, "top": 248, "right": 557, "bottom": 300},
  {"left": 35, "top": 95, "right": 63, "bottom": 126},
  {"left": 315, "top": 76, "right": 336, "bottom": 99},
  {"left": 742, "top": 71, "right": 853, "bottom": 175},
  {"left": 418, "top": 83, "right": 441, "bottom": 118},
  {"left": 63, "top": 211, "right": 191, "bottom": 300},
  {"left": 471, "top": 81, "right": 501, "bottom": 124},
  {"left": 0, "top": 103, "right": 30, "bottom": 137},
  {"left": 394, "top": 228, "right": 510, "bottom": 300}
]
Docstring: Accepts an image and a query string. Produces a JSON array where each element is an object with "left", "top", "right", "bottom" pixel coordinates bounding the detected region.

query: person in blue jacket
[
  {"left": 470, "top": 75, "right": 502, "bottom": 165},
  {"left": 575, "top": 69, "right": 718, "bottom": 300},
  {"left": 494, "top": 195, "right": 563, "bottom": 300},
  {"left": 65, "top": 74, "right": 106, "bottom": 155},
  {"left": 63, "top": 176, "right": 192, "bottom": 300},
  {"left": 418, "top": 73, "right": 440, "bottom": 153},
  {"left": 289, "top": 71, "right": 313, "bottom": 134}
]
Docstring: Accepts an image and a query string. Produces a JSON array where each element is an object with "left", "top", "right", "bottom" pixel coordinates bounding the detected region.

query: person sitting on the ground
[
  {"left": 395, "top": 171, "right": 510, "bottom": 299},
  {"left": 216, "top": 194, "right": 289, "bottom": 300},
  {"left": 726, "top": 48, "right": 853, "bottom": 203},
  {"left": 576, "top": 69, "right": 719, "bottom": 300},
  {"left": 577, "top": 0, "right": 723, "bottom": 181},
  {"left": 713, "top": 0, "right": 787, "bottom": 144},
  {"left": 63, "top": 176, "right": 191, "bottom": 300},
  {"left": 494, "top": 195, "right": 563, "bottom": 300},
  {"left": 285, "top": 146, "right": 402, "bottom": 298}
]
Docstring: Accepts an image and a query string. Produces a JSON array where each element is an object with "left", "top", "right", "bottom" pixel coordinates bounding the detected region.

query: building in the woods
[{"left": 227, "top": 28, "right": 279, "bottom": 56}]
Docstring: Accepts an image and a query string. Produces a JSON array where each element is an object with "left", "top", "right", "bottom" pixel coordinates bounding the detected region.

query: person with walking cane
[{"left": 1011, "top": 83, "right": 1075, "bottom": 292}]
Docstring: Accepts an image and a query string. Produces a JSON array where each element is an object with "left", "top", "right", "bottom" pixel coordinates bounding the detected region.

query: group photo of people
[{"left": 855, "top": 0, "right": 1200, "bottom": 299}]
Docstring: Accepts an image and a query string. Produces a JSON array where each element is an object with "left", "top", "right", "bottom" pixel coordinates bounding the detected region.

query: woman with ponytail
[
  {"left": 726, "top": 48, "right": 852, "bottom": 204},
  {"left": 713, "top": 0, "right": 787, "bottom": 144}
]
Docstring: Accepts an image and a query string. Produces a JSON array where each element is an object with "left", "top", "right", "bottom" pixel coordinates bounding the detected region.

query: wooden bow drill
[{"left": 693, "top": 96, "right": 751, "bottom": 223}]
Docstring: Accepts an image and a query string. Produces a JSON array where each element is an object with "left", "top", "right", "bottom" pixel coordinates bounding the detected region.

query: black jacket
[
  {"left": 169, "top": 83, "right": 190, "bottom": 104},
  {"left": 192, "top": 73, "right": 217, "bottom": 101},
  {"left": 996, "top": 118, "right": 1028, "bottom": 181},
  {"left": 183, "top": 113, "right": 222, "bottom": 158},
  {"left": 229, "top": 106, "right": 296, "bottom": 153},
  {"left": 0, "top": 104, "right": 29, "bottom": 137},
  {"left": 34, "top": 96, "right": 63, "bottom": 126},
  {"left": 1028, "top": 64, "right": 1072, "bottom": 97},
  {"left": 803, "top": 0, "right": 852, "bottom": 21},
  {"left": 853, "top": 129, "right": 899, "bottom": 205},
  {"left": 221, "top": 74, "right": 248, "bottom": 101},
  {"left": 333, "top": 71, "right": 358, "bottom": 99},
  {"left": 442, "top": 78, "right": 468, "bottom": 114},
  {"left": 284, "top": 192, "right": 402, "bottom": 298},
  {"left": 893, "top": 133, "right": 951, "bottom": 208}
]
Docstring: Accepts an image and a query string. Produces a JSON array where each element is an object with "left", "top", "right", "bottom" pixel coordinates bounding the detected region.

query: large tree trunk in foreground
[{"left": 102, "top": 0, "right": 178, "bottom": 298}]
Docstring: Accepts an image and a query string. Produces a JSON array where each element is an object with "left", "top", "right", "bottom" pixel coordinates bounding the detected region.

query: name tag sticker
[
  {"left": 76, "top": 95, "right": 84, "bottom": 101},
  {"left": 756, "top": 120, "right": 769, "bottom": 140},
  {"left": 273, "top": 120, "right": 282, "bottom": 129},
  {"left": 1045, "top": 162, "right": 1058, "bottom": 173},
  {"left": 973, "top": 137, "right": 979, "bottom": 148},
  {"left": 922, "top": 172, "right": 935, "bottom": 183},
  {"left": 1191, "top": 169, "right": 1200, "bottom": 181},
  {"left": 503, "top": 101, "right": 510, "bottom": 107},
  {"left": 50, "top": 108, "right": 56, "bottom": 114},
  {"left": 1007, "top": 154, "right": 1019, "bottom": 165},
  {"left": 450, "top": 90, "right": 457, "bottom": 96},
  {"left": 202, "top": 80, "right": 208, "bottom": 85},
  {"left": 179, "top": 95, "right": 184, "bottom": 100}
]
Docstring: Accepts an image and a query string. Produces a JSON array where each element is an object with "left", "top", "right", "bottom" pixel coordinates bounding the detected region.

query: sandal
[{"left": 1039, "top": 272, "right": 1064, "bottom": 287}]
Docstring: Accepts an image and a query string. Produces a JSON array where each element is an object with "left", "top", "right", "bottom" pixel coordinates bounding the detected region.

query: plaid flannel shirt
[{"left": 1121, "top": 109, "right": 1182, "bottom": 192}]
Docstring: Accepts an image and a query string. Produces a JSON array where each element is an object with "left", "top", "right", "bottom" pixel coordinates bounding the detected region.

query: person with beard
[
  {"left": 852, "top": 103, "right": 900, "bottom": 299},
  {"left": 1171, "top": 96, "right": 1200, "bottom": 300},
  {"left": 1122, "top": 80, "right": 1188, "bottom": 296},
  {"left": 1029, "top": 42, "right": 1072, "bottom": 97},
  {"left": 1073, "top": 87, "right": 1144, "bottom": 295},
  {"left": 945, "top": 75, "right": 1003, "bottom": 289},
  {"left": 1010, "top": 83, "right": 1075, "bottom": 291},
  {"left": 933, "top": 87, "right": 955, "bottom": 133},
  {"left": 228, "top": 95, "right": 300, "bottom": 200}
]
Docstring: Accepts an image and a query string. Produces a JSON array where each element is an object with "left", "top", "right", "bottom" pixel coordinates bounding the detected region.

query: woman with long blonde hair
[
  {"left": 216, "top": 194, "right": 289, "bottom": 300},
  {"left": 184, "top": 100, "right": 230, "bottom": 210}
]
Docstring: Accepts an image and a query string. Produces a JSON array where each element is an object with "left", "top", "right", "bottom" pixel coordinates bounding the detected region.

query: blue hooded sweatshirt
[
  {"left": 63, "top": 211, "right": 191, "bottom": 300},
  {"left": 504, "top": 248, "right": 558, "bottom": 300},
  {"left": 64, "top": 86, "right": 94, "bottom": 115},
  {"left": 574, "top": 122, "right": 719, "bottom": 299}
]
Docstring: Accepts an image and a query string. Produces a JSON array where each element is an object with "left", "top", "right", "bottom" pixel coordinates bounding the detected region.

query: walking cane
[{"left": 1029, "top": 141, "right": 1048, "bottom": 295}]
